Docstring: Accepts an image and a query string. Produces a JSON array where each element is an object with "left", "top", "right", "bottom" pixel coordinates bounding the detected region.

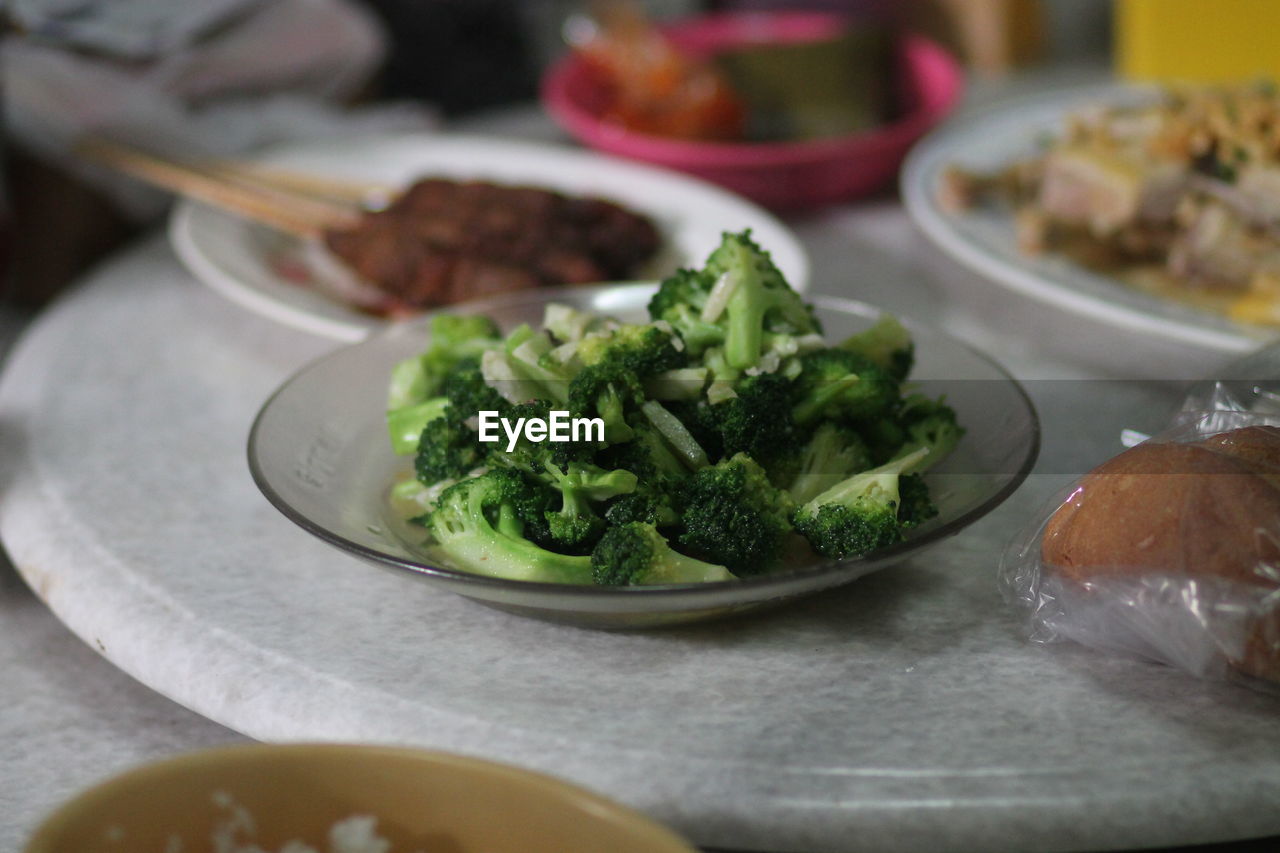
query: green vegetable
[
  {"left": 425, "top": 469, "right": 593, "bottom": 584},
  {"left": 592, "top": 522, "right": 733, "bottom": 586},
  {"left": 676, "top": 454, "right": 794, "bottom": 577},
  {"left": 839, "top": 314, "right": 915, "bottom": 382},
  {"left": 792, "top": 448, "right": 933, "bottom": 560},
  {"left": 386, "top": 229, "right": 960, "bottom": 585}
]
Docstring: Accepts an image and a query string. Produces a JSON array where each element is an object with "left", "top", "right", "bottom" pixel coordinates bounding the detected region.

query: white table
[{"left": 3, "top": 96, "right": 1280, "bottom": 853}]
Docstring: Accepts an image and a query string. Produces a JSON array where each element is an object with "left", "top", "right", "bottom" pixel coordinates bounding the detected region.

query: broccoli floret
[
  {"left": 787, "top": 422, "right": 873, "bottom": 505},
  {"left": 595, "top": 427, "right": 686, "bottom": 528},
  {"left": 792, "top": 447, "right": 931, "bottom": 560},
  {"left": 562, "top": 323, "right": 688, "bottom": 444},
  {"left": 388, "top": 396, "right": 450, "bottom": 456},
  {"left": 575, "top": 323, "right": 686, "bottom": 375},
  {"left": 649, "top": 231, "right": 818, "bottom": 366},
  {"left": 386, "top": 315, "right": 502, "bottom": 452},
  {"left": 541, "top": 462, "right": 637, "bottom": 553},
  {"left": 791, "top": 348, "right": 898, "bottom": 426},
  {"left": 700, "top": 372, "right": 801, "bottom": 480},
  {"left": 897, "top": 473, "right": 939, "bottom": 527},
  {"left": 415, "top": 412, "right": 485, "bottom": 484},
  {"left": 592, "top": 522, "right": 733, "bottom": 586},
  {"left": 388, "top": 314, "right": 501, "bottom": 410},
  {"left": 483, "top": 399, "right": 597, "bottom": 476},
  {"left": 646, "top": 268, "right": 724, "bottom": 356},
  {"left": 391, "top": 355, "right": 511, "bottom": 458},
  {"left": 891, "top": 395, "right": 964, "bottom": 472},
  {"left": 603, "top": 490, "right": 679, "bottom": 528},
  {"left": 442, "top": 356, "right": 508, "bottom": 415},
  {"left": 840, "top": 314, "right": 915, "bottom": 382},
  {"left": 858, "top": 416, "right": 908, "bottom": 466},
  {"left": 676, "top": 453, "right": 795, "bottom": 577},
  {"left": 425, "top": 469, "right": 593, "bottom": 584},
  {"left": 567, "top": 360, "right": 644, "bottom": 444}
]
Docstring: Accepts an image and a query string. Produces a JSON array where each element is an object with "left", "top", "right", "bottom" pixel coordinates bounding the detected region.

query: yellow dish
[{"left": 26, "top": 743, "right": 697, "bottom": 853}]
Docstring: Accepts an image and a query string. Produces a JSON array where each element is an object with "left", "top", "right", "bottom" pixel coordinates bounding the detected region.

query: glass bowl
[{"left": 248, "top": 284, "right": 1039, "bottom": 628}]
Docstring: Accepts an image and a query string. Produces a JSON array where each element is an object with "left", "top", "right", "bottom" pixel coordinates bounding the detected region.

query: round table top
[{"left": 3, "top": 228, "right": 1280, "bottom": 853}]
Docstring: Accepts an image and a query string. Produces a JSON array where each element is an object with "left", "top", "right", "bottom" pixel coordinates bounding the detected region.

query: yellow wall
[{"left": 1116, "top": 0, "right": 1280, "bottom": 83}]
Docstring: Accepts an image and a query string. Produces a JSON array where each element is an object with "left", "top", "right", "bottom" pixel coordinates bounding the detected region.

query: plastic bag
[{"left": 1000, "top": 383, "right": 1280, "bottom": 690}]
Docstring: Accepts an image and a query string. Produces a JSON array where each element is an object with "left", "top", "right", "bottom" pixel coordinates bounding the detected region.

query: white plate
[
  {"left": 170, "top": 134, "right": 809, "bottom": 342},
  {"left": 902, "top": 83, "right": 1277, "bottom": 356}
]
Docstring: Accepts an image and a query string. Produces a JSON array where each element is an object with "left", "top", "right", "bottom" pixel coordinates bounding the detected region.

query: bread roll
[{"left": 1040, "top": 426, "right": 1280, "bottom": 681}]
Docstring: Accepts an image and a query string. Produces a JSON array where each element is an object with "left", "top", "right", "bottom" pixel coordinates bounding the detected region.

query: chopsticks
[{"left": 75, "top": 136, "right": 372, "bottom": 237}]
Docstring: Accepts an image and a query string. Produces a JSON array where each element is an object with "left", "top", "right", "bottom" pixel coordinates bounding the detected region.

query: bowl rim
[
  {"left": 246, "top": 284, "right": 1041, "bottom": 600},
  {"left": 24, "top": 742, "right": 697, "bottom": 852},
  {"left": 540, "top": 10, "right": 963, "bottom": 168}
]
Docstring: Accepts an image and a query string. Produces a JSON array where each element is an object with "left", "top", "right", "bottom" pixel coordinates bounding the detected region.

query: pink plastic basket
[{"left": 541, "top": 11, "right": 963, "bottom": 210}]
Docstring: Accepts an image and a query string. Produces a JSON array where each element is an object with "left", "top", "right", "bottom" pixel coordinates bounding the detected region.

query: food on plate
[
  {"left": 569, "top": 1, "right": 746, "bottom": 140},
  {"left": 323, "top": 177, "right": 662, "bottom": 314},
  {"left": 569, "top": 3, "right": 892, "bottom": 142},
  {"left": 1040, "top": 425, "right": 1280, "bottom": 680},
  {"left": 941, "top": 81, "right": 1280, "bottom": 325},
  {"left": 384, "top": 230, "right": 962, "bottom": 585}
]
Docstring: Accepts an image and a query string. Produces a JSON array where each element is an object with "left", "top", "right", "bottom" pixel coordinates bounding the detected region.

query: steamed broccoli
[
  {"left": 541, "top": 461, "right": 637, "bottom": 553},
  {"left": 386, "top": 314, "right": 502, "bottom": 452},
  {"left": 792, "top": 447, "right": 933, "bottom": 560},
  {"left": 567, "top": 360, "right": 643, "bottom": 444},
  {"left": 699, "top": 372, "right": 802, "bottom": 481},
  {"left": 384, "top": 229, "right": 961, "bottom": 587},
  {"left": 388, "top": 396, "right": 450, "bottom": 456},
  {"left": 791, "top": 348, "right": 898, "bottom": 427},
  {"left": 840, "top": 314, "right": 915, "bottom": 382},
  {"left": 415, "top": 411, "right": 485, "bottom": 484},
  {"left": 787, "top": 422, "right": 873, "bottom": 505},
  {"left": 592, "top": 522, "right": 733, "bottom": 586},
  {"left": 575, "top": 323, "right": 686, "bottom": 374},
  {"left": 645, "top": 268, "right": 724, "bottom": 356},
  {"left": 425, "top": 469, "right": 593, "bottom": 584},
  {"left": 676, "top": 453, "right": 794, "bottom": 577},
  {"left": 563, "top": 323, "right": 689, "bottom": 444},
  {"left": 891, "top": 394, "right": 964, "bottom": 472},
  {"left": 649, "top": 231, "right": 819, "bottom": 367},
  {"left": 603, "top": 490, "right": 680, "bottom": 528},
  {"left": 388, "top": 313, "right": 501, "bottom": 410}
]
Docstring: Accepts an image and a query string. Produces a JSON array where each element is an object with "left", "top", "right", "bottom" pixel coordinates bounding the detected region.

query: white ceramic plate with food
[
  {"left": 902, "top": 83, "right": 1277, "bottom": 356},
  {"left": 169, "top": 133, "right": 810, "bottom": 342}
]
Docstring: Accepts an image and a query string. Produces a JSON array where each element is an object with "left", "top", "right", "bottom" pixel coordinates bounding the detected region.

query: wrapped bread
[{"left": 1005, "top": 423, "right": 1280, "bottom": 687}]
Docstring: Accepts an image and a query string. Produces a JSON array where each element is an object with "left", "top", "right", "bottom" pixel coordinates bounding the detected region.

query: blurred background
[{"left": 0, "top": 0, "right": 1199, "bottom": 308}]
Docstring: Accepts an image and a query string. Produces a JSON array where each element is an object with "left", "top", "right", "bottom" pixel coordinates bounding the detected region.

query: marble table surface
[{"left": 5, "top": 89, "right": 1280, "bottom": 852}]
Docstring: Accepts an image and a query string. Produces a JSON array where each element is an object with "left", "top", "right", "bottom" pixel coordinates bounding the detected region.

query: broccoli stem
[
  {"left": 801, "top": 447, "right": 929, "bottom": 516},
  {"left": 428, "top": 479, "right": 593, "bottom": 584},
  {"left": 387, "top": 396, "right": 449, "bottom": 455},
  {"left": 640, "top": 401, "right": 709, "bottom": 470},
  {"left": 724, "top": 240, "right": 766, "bottom": 370},
  {"left": 596, "top": 386, "right": 635, "bottom": 443}
]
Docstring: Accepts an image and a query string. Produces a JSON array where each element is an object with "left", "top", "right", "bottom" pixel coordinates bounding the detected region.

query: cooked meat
[
  {"left": 323, "top": 178, "right": 662, "bottom": 312},
  {"left": 942, "top": 82, "right": 1280, "bottom": 324},
  {"left": 1036, "top": 147, "right": 1185, "bottom": 235}
]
